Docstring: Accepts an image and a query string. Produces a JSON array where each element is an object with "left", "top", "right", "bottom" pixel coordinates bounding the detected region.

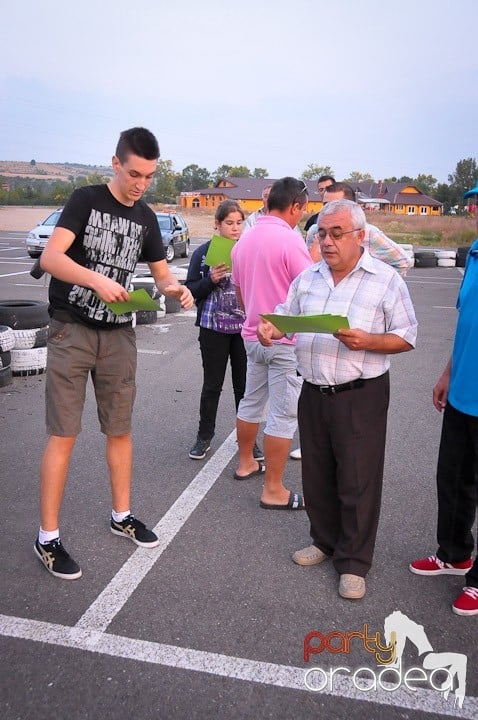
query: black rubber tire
[
  {"left": 180, "top": 241, "right": 190, "bottom": 259},
  {"left": 165, "top": 243, "right": 175, "bottom": 263},
  {"left": 165, "top": 296, "right": 182, "bottom": 314},
  {"left": 0, "top": 366, "right": 12, "bottom": 388},
  {"left": 0, "top": 325, "right": 15, "bottom": 352},
  {"left": 0, "top": 300, "right": 49, "bottom": 330},
  {"left": 135, "top": 310, "right": 158, "bottom": 325},
  {"left": 28, "top": 251, "right": 41, "bottom": 259},
  {"left": 456, "top": 247, "right": 470, "bottom": 268},
  {"left": 414, "top": 252, "right": 437, "bottom": 268},
  {"left": 0, "top": 350, "right": 11, "bottom": 369}
]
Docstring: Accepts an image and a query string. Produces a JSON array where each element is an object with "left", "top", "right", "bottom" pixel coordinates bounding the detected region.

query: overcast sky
[{"left": 0, "top": 0, "right": 476, "bottom": 183}]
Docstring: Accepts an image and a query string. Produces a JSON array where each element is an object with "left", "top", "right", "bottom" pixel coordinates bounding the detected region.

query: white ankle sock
[
  {"left": 39, "top": 527, "right": 60, "bottom": 545},
  {"left": 112, "top": 510, "right": 131, "bottom": 522}
]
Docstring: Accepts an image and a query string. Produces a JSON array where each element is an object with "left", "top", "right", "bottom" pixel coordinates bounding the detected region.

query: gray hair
[{"left": 319, "top": 199, "right": 366, "bottom": 229}]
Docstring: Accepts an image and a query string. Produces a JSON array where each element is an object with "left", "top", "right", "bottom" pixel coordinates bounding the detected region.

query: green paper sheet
[
  {"left": 204, "top": 235, "right": 235, "bottom": 269},
  {"left": 102, "top": 288, "right": 159, "bottom": 315},
  {"left": 261, "top": 313, "right": 350, "bottom": 334}
]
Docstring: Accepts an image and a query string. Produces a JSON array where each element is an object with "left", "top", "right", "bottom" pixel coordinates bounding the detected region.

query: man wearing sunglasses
[
  {"left": 231, "top": 177, "right": 311, "bottom": 510},
  {"left": 257, "top": 199, "right": 417, "bottom": 598}
]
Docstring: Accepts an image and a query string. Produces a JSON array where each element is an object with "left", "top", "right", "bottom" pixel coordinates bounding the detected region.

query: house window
[
  {"left": 420, "top": 206, "right": 428, "bottom": 215},
  {"left": 192, "top": 198, "right": 199, "bottom": 208},
  {"left": 407, "top": 206, "right": 415, "bottom": 215},
  {"left": 396, "top": 204, "right": 404, "bottom": 211}
]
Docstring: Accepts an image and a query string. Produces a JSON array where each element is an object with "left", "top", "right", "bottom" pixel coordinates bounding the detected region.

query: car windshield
[
  {"left": 42, "top": 211, "right": 62, "bottom": 226},
  {"left": 156, "top": 215, "right": 172, "bottom": 231}
]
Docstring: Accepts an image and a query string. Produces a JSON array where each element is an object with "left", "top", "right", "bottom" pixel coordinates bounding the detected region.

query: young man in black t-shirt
[{"left": 34, "top": 127, "right": 193, "bottom": 580}]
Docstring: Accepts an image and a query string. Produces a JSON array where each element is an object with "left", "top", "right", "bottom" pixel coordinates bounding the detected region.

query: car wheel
[
  {"left": 165, "top": 243, "right": 175, "bottom": 263},
  {"left": 28, "top": 251, "right": 41, "bottom": 259},
  {"left": 180, "top": 240, "right": 190, "bottom": 259}
]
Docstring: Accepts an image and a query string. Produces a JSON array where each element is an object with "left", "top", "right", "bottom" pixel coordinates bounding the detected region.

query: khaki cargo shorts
[{"left": 45, "top": 319, "right": 137, "bottom": 437}]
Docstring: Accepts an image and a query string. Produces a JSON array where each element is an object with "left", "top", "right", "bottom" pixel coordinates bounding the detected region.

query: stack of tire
[
  {"left": 456, "top": 246, "right": 471, "bottom": 268},
  {"left": 130, "top": 275, "right": 165, "bottom": 325},
  {"left": 413, "top": 250, "right": 437, "bottom": 268},
  {"left": 398, "top": 244, "right": 415, "bottom": 267},
  {"left": 0, "top": 301, "right": 49, "bottom": 384},
  {"left": 435, "top": 250, "right": 456, "bottom": 267}
]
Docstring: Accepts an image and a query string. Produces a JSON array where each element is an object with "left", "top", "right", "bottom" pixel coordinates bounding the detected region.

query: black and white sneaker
[
  {"left": 33, "top": 538, "right": 82, "bottom": 580},
  {"left": 189, "top": 437, "right": 211, "bottom": 460},
  {"left": 110, "top": 514, "right": 159, "bottom": 548}
]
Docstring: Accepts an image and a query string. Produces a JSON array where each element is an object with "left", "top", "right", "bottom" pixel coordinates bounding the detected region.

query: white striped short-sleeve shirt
[{"left": 274, "top": 250, "right": 417, "bottom": 385}]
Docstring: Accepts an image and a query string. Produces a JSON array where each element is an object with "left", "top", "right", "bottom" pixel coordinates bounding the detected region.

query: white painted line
[
  {"left": 0, "top": 270, "right": 30, "bottom": 278},
  {"left": 0, "top": 614, "right": 476, "bottom": 717},
  {"left": 433, "top": 306, "right": 457, "bottom": 309},
  {"left": 137, "top": 349, "right": 169, "bottom": 355},
  {"left": 75, "top": 431, "right": 238, "bottom": 632},
  {"left": 406, "top": 280, "right": 462, "bottom": 285}
]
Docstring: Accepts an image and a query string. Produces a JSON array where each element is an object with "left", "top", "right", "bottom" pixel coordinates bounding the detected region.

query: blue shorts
[{"left": 237, "top": 340, "right": 302, "bottom": 439}]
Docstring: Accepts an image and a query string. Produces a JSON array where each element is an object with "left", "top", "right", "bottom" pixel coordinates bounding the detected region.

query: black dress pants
[
  {"left": 197, "top": 327, "right": 246, "bottom": 442},
  {"left": 436, "top": 401, "right": 478, "bottom": 588},
  {"left": 298, "top": 373, "right": 390, "bottom": 577}
]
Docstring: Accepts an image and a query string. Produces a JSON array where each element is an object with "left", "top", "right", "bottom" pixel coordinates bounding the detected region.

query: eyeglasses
[{"left": 317, "top": 227, "right": 362, "bottom": 241}]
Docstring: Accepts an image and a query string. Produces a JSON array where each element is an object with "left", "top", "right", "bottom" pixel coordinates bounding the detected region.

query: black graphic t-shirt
[{"left": 48, "top": 184, "right": 165, "bottom": 328}]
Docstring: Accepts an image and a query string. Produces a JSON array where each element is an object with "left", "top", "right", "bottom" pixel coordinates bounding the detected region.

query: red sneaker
[
  {"left": 409, "top": 554, "right": 472, "bottom": 576},
  {"left": 452, "top": 587, "right": 478, "bottom": 616}
]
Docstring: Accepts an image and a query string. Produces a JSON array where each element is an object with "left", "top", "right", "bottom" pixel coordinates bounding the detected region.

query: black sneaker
[
  {"left": 253, "top": 443, "right": 264, "bottom": 461},
  {"left": 189, "top": 437, "right": 211, "bottom": 460},
  {"left": 110, "top": 514, "right": 159, "bottom": 548},
  {"left": 33, "top": 538, "right": 82, "bottom": 580}
]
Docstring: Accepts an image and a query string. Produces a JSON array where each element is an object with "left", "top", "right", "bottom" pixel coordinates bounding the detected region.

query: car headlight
[{"left": 27, "top": 232, "right": 36, "bottom": 241}]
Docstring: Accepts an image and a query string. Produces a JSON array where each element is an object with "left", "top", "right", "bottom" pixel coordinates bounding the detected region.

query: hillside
[{"left": 0, "top": 160, "right": 114, "bottom": 181}]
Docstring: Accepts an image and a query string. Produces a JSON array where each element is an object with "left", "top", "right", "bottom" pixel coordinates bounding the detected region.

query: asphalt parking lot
[{"left": 0, "top": 229, "right": 476, "bottom": 720}]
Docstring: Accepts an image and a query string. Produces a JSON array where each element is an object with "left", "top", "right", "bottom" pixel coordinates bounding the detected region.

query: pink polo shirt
[{"left": 231, "top": 214, "right": 312, "bottom": 342}]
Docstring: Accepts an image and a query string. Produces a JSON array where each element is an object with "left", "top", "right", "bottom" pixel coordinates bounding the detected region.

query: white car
[{"left": 25, "top": 208, "right": 63, "bottom": 258}]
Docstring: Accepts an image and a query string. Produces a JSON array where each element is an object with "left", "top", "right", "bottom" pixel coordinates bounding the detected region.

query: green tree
[
  {"left": 252, "top": 167, "right": 268, "bottom": 178},
  {"left": 448, "top": 158, "right": 478, "bottom": 199},
  {"left": 30, "top": 159, "right": 36, "bottom": 166},
  {"left": 300, "top": 164, "right": 334, "bottom": 181},
  {"left": 345, "top": 171, "right": 374, "bottom": 183},
  {"left": 177, "top": 164, "right": 211, "bottom": 192},
  {"left": 434, "top": 182, "right": 458, "bottom": 213},
  {"left": 414, "top": 173, "right": 437, "bottom": 195},
  {"left": 212, "top": 164, "right": 233, "bottom": 182},
  {"left": 398, "top": 176, "right": 413, "bottom": 183},
  {"left": 228, "top": 166, "right": 251, "bottom": 177},
  {"left": 85, "top": 172, "right": 109, "bottom": 185},
  {"left": 148, "top": 159, "right": 177, "bottom": 203}
]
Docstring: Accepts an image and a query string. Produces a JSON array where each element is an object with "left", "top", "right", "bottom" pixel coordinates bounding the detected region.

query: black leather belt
[{"left": 306, "top": 378, "right": 365, "bottom": 395}]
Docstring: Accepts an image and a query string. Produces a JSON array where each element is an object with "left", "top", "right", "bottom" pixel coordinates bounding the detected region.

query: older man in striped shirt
[{"left": 257, "top": 199, "right": 417, "bottom": 600}]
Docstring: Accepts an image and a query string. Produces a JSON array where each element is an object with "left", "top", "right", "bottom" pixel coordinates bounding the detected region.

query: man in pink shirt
[{"left": 231, "top": 177, "right": 312, "bottom": 509}]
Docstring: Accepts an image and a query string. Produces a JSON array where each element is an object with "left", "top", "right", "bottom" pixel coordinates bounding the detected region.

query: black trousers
[
  {"left": 436, "top": 402, "right": 478, "bottom": 588},
  {"left": 197, "top": 327, "right": 247, "bottom": 442},
  {"left": 298, "top": 373, "right": 390, "bottom": 577}
]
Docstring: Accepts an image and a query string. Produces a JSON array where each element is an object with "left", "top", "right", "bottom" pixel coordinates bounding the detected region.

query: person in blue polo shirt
[{"left": 410, "top": 181, "right": 478, "bottom": 616}]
